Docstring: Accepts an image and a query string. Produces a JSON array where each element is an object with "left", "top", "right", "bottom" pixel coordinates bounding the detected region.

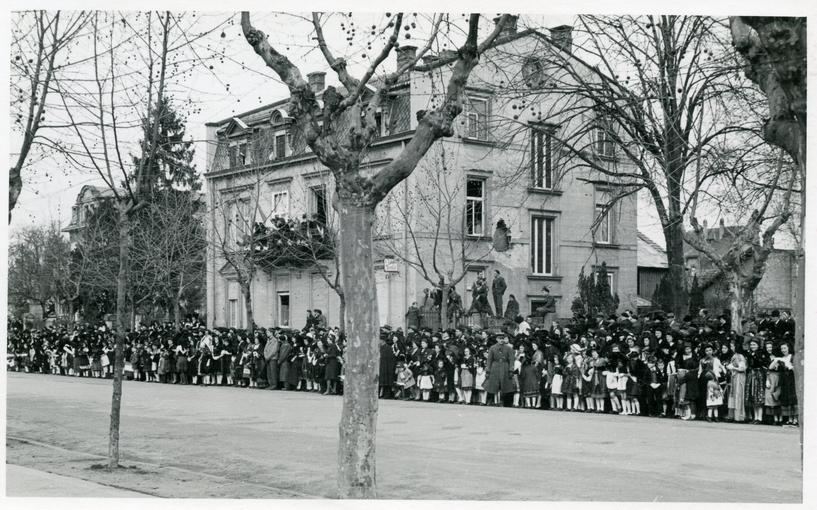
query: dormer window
[
  {"left": 229, "top": 140, "right": 250, "bottom": 168},
  {"left": 273, "top": 133, "right": 287, "bottom": 160},
  {"left": 270, "top": 110, "right": 284, "bottom": 125}
]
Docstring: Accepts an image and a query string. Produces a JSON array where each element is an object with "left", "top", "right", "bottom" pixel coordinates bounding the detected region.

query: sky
[
  {"left": 15, "top": 12, "right": 660, "bottom": 237},
  {"left": 5, "top": 7, "right": 780, "bottom": 250}
]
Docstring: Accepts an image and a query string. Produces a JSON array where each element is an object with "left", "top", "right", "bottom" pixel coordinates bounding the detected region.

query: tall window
[
  {"left": 595, "top": 204, "right": 611, "bottom": 244},
  {"left": 594, "top": 120, "right": 616, "bottom": 158},
  {"left": 228, "top": 145, "right": 237, "bottom": 168},
  {"left": 463, "top": 97, "right": 489, "bottom": 140},
  {"left": 228, "top": 299, "right": 238, "bottom": 327},
  {"left": 388, "top": 93, "right": 410, "bottom": 134},
  {"left": 465, "top": 178, "right": 485, "bottom": 236},
  {"left": 271, "top": 190, "right": 289, "bottom": 218},
  {"left": 238, "top": 141, "right": 248, "bottom": 166},
  {"left": 229, "top": 140, "right": 249, "bottom": 168},
  {"left": 278, "top": 292, "right": 290, "bottom": 327},
  {"left": 531, "top": 216, "right": 554, "bottom": 275},
  {"left": 275, "top": 134, "right": 287, "bottom": 159},
  {"left": 309, "top": 185, "right": 328, "bottom": 225},
  {"left": 531, "top": 127, "right": 553, "bottom": 189}
]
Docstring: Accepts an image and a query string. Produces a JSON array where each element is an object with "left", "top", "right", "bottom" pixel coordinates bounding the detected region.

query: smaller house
[
  {"left": 636, "top": 231, "right": 667, "bottom": 309},
  {"left": 684, "top": 223, "right": 796, "bottom": 314}
]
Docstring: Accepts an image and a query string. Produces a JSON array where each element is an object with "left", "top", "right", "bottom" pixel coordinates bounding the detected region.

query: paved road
[{"left": 5, "top": 372, "right": 801, "bottom": 501}]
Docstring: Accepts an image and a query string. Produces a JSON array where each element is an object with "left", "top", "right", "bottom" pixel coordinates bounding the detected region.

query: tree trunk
[
  {"left": 793, "top": 133, "right": 805, "bottom": 463},
  {"left": 440, "top": 284, "right": 450, "bottom": 330},
  {"left": 108, "top": 205, "right": 130, "bottom": 469},
  {"left": 795, "top": 202, "right": 804, "bottom": 461},
  {"left": 336, "top": 201, "right": 379, "bottom": 499},
  {"left": 173, "top": 297, "right": 181, "bottom": 332},
  {"left": 174, "top": 274, "right": 184, "bottom": 332},
  {"left": 663, "top": 222, "right": 689, "bottom": 318},
  {"left": 241, "top": 281, "right": 254, "bottom": 334},
  {"left": 728, "top": 275, "right": 745, "bottom": 335},
  {"left": 338, "top": 292, "right": 346, "bottom": 332},
  {"left": 9, "top": 164, "right": 22, "bottom": 223}
]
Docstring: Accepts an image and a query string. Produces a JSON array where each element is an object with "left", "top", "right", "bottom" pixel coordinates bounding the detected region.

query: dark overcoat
[{"left": 483, "top": 342, "right": 515, "bottom": 394}]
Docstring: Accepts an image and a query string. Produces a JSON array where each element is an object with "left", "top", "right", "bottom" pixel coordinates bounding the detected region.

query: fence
[{"left": 414, "top": 310, "right": 514, "bottom": 333}]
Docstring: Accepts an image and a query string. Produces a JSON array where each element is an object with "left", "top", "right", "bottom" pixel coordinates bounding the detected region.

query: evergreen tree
[
  {"left": 131, "top": 96, "right": 199, "bottom": 192},
  {"left": 571, "top": 262, "right": 620, "bottom": 319},
  {"left": 594, "top": 262, "right": 620, "bottom": 317},
  {"left": 688, "top": 275, "right": 705, "bottom": 317},
  {"left": 652, "top": 273, "right": 675, "bottom": 313},
  {"left": 571, "top": 268, "right": 592, "bottom": 318}
]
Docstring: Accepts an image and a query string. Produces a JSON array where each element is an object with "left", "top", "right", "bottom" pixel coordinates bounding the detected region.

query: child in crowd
[
  {"left": 433, "top": 359, "right": 447, "bottom": 403},
  {"left": 474, "top": 359, "right": 487, "bottom": 405},
  {"left": 705, "top": 371, "right": 724, "bottom": 422},
  {"left": 616, "top": 360, "right": 631, "bottom": 415},
  {"left": 459, "top": 347, "right": 476, "bottom": 405},
  {"left": 396, "top": 362, "right": 415, "bottom": 400},
  {"left": 418, "top": 360, "right": 434, "bottom": 402},
  {"left": 549, "top": 356, "right": 564, "bottom": 410}
]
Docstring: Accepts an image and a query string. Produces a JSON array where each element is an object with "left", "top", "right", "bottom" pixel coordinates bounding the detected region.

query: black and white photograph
[{"left": 2, "top": 0, "right": 812, "bottom": 505}]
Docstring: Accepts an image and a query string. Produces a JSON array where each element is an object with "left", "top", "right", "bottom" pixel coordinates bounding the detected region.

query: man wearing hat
[{"left": 483, "top": 332, "right": 516, "bottom": 407}]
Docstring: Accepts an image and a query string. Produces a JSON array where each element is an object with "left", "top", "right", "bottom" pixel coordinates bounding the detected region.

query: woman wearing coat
[
  {"left": 277, "top": 336, "right": 293, "bottom": 390},
  {"left": 726, "top": 347, "right": 747, "bottom": 422},
  {"left": 379, "top": 337, "right": 397, "bottom": 398},
  {"left": 503, "top": 295, "right": 521, "bottom": 323},
  {"left": 323, "top": 338, "right": 340, "bottom": 395},
  {"left": 483, "top": 334, "right": 515, "bottom": 407}
]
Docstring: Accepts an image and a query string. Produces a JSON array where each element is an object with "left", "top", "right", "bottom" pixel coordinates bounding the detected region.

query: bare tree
[
  {"left": 51, "top": 11, "right": 172, "bottom": 469},
  {"left": 684, "top": 152, "right": 797, "bottom": 333},
  {"left": 130, "top": 190, "right": 206, "bottom": 330},
  {"left": 8, "top": 226, "right": 55, "bottom": 319},
  {"left": 9, "top": 11, "right": 88, "bottom": 221},
  {"left": 239, "top": 11, "right": 511, "bottom": 497}
]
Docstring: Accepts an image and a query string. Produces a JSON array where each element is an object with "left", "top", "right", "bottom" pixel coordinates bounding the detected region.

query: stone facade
[{"left": 203, "top": 25, "right": 639, "bottom": 330}]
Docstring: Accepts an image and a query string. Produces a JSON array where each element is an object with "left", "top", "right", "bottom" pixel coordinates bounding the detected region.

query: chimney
[
  {"left": 396, "top": 45, "right": 417, "bottom": 70},
  {"left": 718, "top": 218, "right": 725, "bottom": 240},
  {"left": 307, "top": 71, "right": 325, "bottom": 93},
  {"left": 493, "top": 15, "right": 518, "bottom": 37},
  {"left": 550, "top": 25, "right": 574, "bottom": 53}
]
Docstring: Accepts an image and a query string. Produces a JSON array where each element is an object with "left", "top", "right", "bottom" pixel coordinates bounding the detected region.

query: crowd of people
[{"left": 6, "top": 308, "right": 799, "bottom": 427}]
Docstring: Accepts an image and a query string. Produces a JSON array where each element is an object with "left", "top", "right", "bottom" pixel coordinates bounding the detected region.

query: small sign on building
[{"left": 383, "top": 256, "right": 400, "bottom": 273}]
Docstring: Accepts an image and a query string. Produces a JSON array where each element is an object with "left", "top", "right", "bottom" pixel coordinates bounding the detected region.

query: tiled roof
[{"left": 637, "top": 231, "right": 667, "bottom": 268}]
